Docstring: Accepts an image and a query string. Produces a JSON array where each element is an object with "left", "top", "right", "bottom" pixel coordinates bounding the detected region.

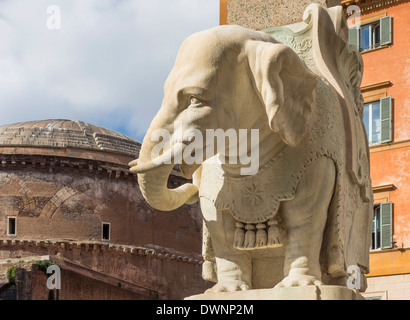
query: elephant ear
[{"left": 246, "top": 40, "right": 317, "bottom": 147}]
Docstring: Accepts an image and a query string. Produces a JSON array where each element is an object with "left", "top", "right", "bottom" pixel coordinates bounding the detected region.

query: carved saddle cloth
[
  {"left": 199, "top": 81, "right": 344, "bottom": 225},
  {"left": 199, "top": 82, "right": 349, "bottom": 251}
]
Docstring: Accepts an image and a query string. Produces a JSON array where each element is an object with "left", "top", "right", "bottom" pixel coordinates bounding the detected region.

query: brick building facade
[{"left": 0, "top": 120, "right": 211, "bottom": 300}]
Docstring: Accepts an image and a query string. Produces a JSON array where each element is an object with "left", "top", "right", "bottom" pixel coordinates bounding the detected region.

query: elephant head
[{"left": 129, "top": 25, "right": 317, "bottom": 212}]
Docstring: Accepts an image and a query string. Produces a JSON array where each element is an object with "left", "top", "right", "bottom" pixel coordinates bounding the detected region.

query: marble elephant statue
[{"left": 130, "top": 4, "right": 373, "bottom": 293}]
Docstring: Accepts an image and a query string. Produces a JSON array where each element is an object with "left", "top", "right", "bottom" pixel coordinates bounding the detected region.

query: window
[
  {"left": 363, "top": 290, "right": 388, "bottom": 300},
  {"left": 7, "top": 217, "right": 16, "bottom": 236},
  {"left": 102, "top": 222, "right": 110, "bottom": 241},
  {"left": 349, "top": 16, "right": 391, "bottom": 52},
  {"left": 371, "top": 202, "right": 393, "bottom": 250},
  {"left": 363, "top": 96, "right": 391, "bottom": 145},
  {"left": 360, "top": 22, "right": 380, "bottom": 52}
]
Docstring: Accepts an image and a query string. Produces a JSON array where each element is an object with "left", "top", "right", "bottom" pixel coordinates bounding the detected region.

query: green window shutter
[
  {"left": 380, "top": 202, "right": 393, "bottom": 249},
  {"left": 349, "top": 27, "right": 360, "bottom": 50},
  {"left": 380, "top": 16, "right": 392, "bottom": 46},
  {"left": 380, "top": 96, "right": 392, "bottom": 143}
]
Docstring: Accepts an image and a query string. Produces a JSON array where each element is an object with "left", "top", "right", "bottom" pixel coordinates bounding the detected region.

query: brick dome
[{"left": 0, "top": 120, "right": 140, "bottom": 158}]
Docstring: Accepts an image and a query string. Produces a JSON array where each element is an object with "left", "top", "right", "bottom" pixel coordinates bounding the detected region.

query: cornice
[
  {"left": 0, "top": 238, "right": 203, "bottom": 265},
  {"left": 0, "top": 152, "right": 136, "bottom": 180},
  {"left": 0, "top": 148, "right": 185, "bottom": 180},
  {"left": 369, "top": 139, "right": 410, "bottom": 153},
  {"left": 342, "top": 0, "right": 410, "bottom": 14},
  {"left": 372, "top": 184, "right": 396, "bottom": 192},
  {"left": 361, "top": 81, "right": 391, "bottom": 92}
]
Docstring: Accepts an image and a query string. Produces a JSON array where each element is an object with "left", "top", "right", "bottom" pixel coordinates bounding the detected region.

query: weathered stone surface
[
  {"left": 224, "top": 0, "right": 341, "bottom": 30},
  {"left": 186, "top": 285, "right": 365, "bottom": 300},
  {"left": 131, "top": 3, "right": 373, "bottom": 299}
]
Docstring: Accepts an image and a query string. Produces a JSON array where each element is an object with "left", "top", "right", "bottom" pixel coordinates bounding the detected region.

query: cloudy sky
[{"left": 0, "top": 0, "right": 219, "bottom": 142}]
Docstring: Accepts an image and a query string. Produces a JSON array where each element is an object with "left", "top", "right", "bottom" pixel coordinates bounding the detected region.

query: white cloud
[{"left": 0, "top": 0, "right": 219, "bottom": 141}]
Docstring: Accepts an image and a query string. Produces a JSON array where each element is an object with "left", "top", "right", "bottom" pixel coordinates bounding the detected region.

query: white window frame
[
  {"left": 360, "top": 22, "right": 380, "bottom": 52},
  {"left": 371, "top": 205, "right": 381, "bottom": 250},
  {"left": 362, "top": 290, "right": 388, "bottom": 300},
  {"left": 371, "top": 202, "right": 393, "bottom": 251},
  {"left": 364, "top": 100, "right": 381, "bottom": 146},
  {"left": 363, "top": 96, "right": 392, "bottom": 146}
]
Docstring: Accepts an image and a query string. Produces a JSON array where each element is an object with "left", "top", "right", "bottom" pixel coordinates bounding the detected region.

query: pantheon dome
[
  {"left": 0, "top": 120, "right": 209, "bottom": 300},
  {"left": 0, "top": 119, "right": 141, "bottom": 155}
]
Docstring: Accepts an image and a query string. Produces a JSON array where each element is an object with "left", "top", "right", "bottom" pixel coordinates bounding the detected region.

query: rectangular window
[
  {"left": 363, "top": 96, "right": 391, "bottom": 145},
  {"left": 371, "top": 202, "right": 393, "bottom": 250},
  {"left": 371, "top": 205, "right": 381, "bottom": 250},
  {"left": 364, "top": 101, "right": 381, "bottom": 145},
  {"left": 360, "top": 23, "right": 380, "bottom": 52},
  {"left": 7, "top": 217, "right": 16, "bottom": 236},
  {"left": 349, "top": 16, "right": 391, "bottom": 52},
  {"left": 102, "top": 222, "right": 110, "bottom": 241}
]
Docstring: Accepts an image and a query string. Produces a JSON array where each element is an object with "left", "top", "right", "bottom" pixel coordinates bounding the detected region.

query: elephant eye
[{"left": 190, "top": 96, "right": 201, "bottom": 105}]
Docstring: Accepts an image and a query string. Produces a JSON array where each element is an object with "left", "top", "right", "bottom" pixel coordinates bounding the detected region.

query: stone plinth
[{"left": 185, "top": 286, "right": 364, "bottom": 300}]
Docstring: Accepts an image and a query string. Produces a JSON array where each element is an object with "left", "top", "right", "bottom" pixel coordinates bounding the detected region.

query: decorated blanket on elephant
[{"left": 199, "top": 78, "right": 373, "bottom": 278}]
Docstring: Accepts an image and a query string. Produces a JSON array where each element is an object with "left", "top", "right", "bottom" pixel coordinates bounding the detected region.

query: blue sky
[{"left": 0, "top": 0, "right": 219, "bottom": 142}]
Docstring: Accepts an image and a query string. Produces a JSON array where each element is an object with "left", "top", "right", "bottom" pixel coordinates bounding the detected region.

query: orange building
[
  {"left": 344, "top": 0, "right": 410, "bottom": 300},
  {"left": 221, "top": 0, "right": 410, "bottom": 299}
]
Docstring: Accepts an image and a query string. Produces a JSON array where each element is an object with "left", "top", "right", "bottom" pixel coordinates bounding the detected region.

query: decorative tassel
[
  {"left": 256, "top": 223, "right": 267, "bottom": 247},
  {"left": 244, "top": 224, "right": 256, "bottom": 248},
  {"left": 267, "top": 219, "right": 285, "bottom": 247},
  {"left": 233, "top": 222, "right": 245, "bottom": 249}
]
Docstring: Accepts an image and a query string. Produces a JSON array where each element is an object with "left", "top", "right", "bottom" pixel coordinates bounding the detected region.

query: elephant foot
[
  {"left": 275, "top": 274, "right": 323, "bottom": 288},
  {"left": 205, "top": 281, "right": 250, "bottom": 293},
  {"left": 276, "top": 257, "right": 323, "bottom": 288}
]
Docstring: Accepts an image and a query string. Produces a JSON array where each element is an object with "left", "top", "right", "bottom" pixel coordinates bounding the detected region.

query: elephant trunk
[
  {"left": 137, "top": 164, "right": 198, "bottom": 211},
  {"left": 129, "top": 127, "right": 199, "bottom": 211}
]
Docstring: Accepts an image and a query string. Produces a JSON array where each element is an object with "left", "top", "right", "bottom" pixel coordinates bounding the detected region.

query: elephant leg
[
  {"left": 206, "top": 255, "right": 252, "bottom": 293},
  {"left": 200, "top": 197, "right": 252, "bottom": 292},
  {"left": 276, "top": 156, "right": 336, "bottom": 288}
]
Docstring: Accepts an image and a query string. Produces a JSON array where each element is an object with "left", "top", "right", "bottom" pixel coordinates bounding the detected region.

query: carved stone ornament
[{"left": 130, "top": 3, "right": 374, "bottom": 296}]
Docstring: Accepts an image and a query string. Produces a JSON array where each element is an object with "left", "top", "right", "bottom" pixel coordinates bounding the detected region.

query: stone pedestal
[{"left": 185, "top": 285, "right": 364, "bottom": 300}]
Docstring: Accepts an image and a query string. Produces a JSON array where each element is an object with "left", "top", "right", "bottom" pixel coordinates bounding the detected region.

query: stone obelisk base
[{"left": 185, "top": 285, "right": 364, "bottom": 300}]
